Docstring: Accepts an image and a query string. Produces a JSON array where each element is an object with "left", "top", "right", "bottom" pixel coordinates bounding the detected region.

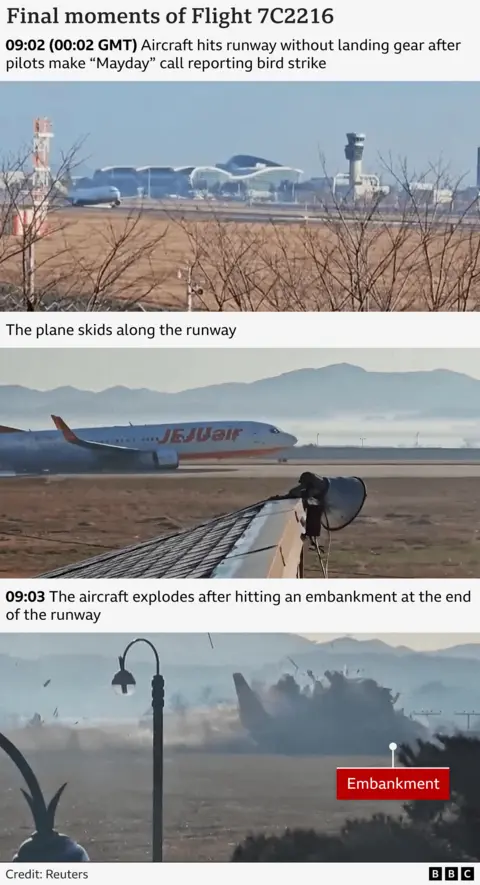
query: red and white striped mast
[
  {"left": 32, "top": 116, "right": 53, "bottom": 218},
  {"left": 14, "top": 118, "right": 53, "bottom": 301}
]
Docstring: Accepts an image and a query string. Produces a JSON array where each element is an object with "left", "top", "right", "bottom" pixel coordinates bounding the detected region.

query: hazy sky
[
  {"left": 303, "top": 634, "right": 478, "bottom": 651},
  {"left": 1, "top": 349, "right": 479, "bottom": 392},
  {"left": 2, "top": 83, "right": 480, "bottom": 179},
  {"left": 2, "top": 634, "right": 477, "bottom": 654}
]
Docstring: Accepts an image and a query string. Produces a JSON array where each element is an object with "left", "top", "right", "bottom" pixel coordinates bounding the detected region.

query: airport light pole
[
  {"left": 186, "top": 264, "right": 193, "bottom": 311},
  {"left": 112, "top": 638, "right": 164, "bottom": 862},
  {"left": 454, "top": 711, "right": 480, "bottom": 730},
  {"left": 177, "top": 263, "right": 204, "bottom": 311},
  {"left": 411, "top": 709, "right": 442, "bottom": 726}
]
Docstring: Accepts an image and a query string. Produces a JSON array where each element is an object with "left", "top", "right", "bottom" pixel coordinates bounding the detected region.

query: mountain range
[
  {"left": 1, "top": 634, "right": 478, "bottom": 664},
  {"left": 1, "top": 635, "right": 479, "bottom": 720},
  {"left": 0, "top": 632, "right": 314, "bottom": 666},
  {"left": 2, "top": 364, "right": 480, "bottom": 425}
]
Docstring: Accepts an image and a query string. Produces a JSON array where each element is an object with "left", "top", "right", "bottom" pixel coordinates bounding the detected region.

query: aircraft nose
[{"left": 284, "top": 433, "right": 297, "bottom": 447}]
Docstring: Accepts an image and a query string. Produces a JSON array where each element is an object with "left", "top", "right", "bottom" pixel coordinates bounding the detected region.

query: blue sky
[{"left": 2, "top": 82, "right": 480, "bottom": 179}]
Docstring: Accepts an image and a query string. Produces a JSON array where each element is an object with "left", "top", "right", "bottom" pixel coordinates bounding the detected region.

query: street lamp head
[{"left": 112, "top": 656, "right": 136, "bottom": 696}]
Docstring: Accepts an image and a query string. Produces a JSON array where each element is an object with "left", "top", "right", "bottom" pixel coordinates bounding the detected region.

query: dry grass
[
  {"left": 1, "top": 212, "right": 227, "bottom": 309},
  {"left": 2, "top": 209, "right": 479, "bottom": 311},
  {"left": 1, "top": 474, "right": 480, "bottom": 578},
  {"left": 0, "top": 729, "right": 400, "bottom": 861}
]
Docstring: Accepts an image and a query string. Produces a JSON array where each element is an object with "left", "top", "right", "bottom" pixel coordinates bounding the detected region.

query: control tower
[{"left": 344, "top": 132, "right": 366, "bottom": 194}]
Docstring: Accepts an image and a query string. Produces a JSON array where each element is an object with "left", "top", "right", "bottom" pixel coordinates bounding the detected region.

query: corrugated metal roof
[{"left": 38, "top": 503, "right": 266, "bottom": 579}]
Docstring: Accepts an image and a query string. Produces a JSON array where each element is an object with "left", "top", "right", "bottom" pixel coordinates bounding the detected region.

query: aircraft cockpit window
[{"left": 269, "top": 427, "right": 280, "bottom": 434}]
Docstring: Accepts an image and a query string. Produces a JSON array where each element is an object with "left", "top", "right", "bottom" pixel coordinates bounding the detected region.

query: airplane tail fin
[
  {"left": 233, "top": 672, "right": 270, "bottom": 732},
  {"left": 0, "top": 424, "right": 23, "bottom": 433},
  {"left": 51, "top": 415, "right": 78, "bottom": 443}
]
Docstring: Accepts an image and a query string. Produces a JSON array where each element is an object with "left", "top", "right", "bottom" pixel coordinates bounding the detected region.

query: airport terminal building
[{"left": 80, "top": 155, "right": 304, "bottom": 201}]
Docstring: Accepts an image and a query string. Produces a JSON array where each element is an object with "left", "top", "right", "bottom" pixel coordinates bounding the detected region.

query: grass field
[
  {"left": 0, "top": 730, "right": 400, "bottom": 862},
  {"left": 4, "top": 207, "right": 478, "bottom": 311},
  {"left": 1, "top": 473, "right": 479, "bottom": 577}
]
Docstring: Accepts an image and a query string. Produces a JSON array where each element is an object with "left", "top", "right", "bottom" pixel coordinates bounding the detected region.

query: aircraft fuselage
[{"left": 0, "top": 420, "right": 296, "bottom": 475}]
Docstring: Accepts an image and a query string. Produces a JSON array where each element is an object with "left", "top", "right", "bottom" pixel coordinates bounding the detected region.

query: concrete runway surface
[
  {"left": 20, "top": 461, "right": 480, "bottom": 480},
  {"left": 168, "top": 462, "right": 480, "bottom": 478},
  {"left": 60, "top": 203, "right": 480, "bottom": 230}
]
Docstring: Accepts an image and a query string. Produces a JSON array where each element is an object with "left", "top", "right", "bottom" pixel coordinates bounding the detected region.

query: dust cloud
[{"left": 6, "top": 706, "right": 251, "bottom": 759}]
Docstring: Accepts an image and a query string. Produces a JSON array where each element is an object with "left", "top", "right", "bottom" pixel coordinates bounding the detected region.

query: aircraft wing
[
  {"left": 0, "top": 424, "right": 24, "bottom": 433},
  {"left": 51, "top": 415, "right": 145, "bottom": 456}
]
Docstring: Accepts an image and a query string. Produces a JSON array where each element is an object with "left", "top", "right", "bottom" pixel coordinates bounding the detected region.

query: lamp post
[
  {"left": 112, "top": 638, "right": 164, "bottom": 862},
  {"left": 0, "top": 731, "right": 89, "bottom": 862}
]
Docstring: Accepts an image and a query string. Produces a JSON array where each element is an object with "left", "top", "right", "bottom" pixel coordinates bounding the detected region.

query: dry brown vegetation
[
  {"left": 0, "top": 731, "right": 399, "bottom": 861},
  {"left": 3, "top": 208, "right": 480, "bottom": 311},
  {"left": 172, "top": 208, "right": 480, "bottom": 312},
  {"left": 3, "top": 146, "right": 480, "bottom": 311},
  {"left": 1, "top": 473, "right": 480, "bottom": 578},
  {"left": 0, "top": 208, "right": 176, "bottom": 311}
]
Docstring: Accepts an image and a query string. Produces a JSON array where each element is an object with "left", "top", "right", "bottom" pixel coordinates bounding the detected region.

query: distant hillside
[
  {"left": 2, "top": 364, "right": 480, "bottom": 424},
  {"left": 293, "top": 636, "right": 480, "bottom": 665},
  {"left": 430, "top": 643, "right": 480, "bottom": 660},
  {"left": 1, "top": 635, "right": 480, "bottom": 722},
  {"left": 312, "top": 637, "right": 413, "bottom": 657},
  {"left": 0, "top": 632, "right": 315, "bottom": 666},
  {"left": 0, "top": 633, "right": 314, "bottom": 719}
]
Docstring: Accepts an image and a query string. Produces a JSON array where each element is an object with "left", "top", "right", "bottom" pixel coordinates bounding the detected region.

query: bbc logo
[{"left": 429, "top": 869, "right": 475, "bottom": 881}]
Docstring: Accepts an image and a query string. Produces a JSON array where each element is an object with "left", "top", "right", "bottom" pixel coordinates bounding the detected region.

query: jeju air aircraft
[
  {"left": 66, "top": 185, "right": 121, "bottom": 207},
  {"left": 0, "top": 416, "right": 297, "bottom": 475}
]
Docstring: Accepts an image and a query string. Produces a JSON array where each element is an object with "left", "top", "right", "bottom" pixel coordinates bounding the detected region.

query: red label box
[{"left": 336, "top": 767, "right": 450, "bottom": 801}]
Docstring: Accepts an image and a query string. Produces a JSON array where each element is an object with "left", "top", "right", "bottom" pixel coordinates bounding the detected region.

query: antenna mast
[{"left": 32, "top": 117, "right": 53, "bottom": 219}]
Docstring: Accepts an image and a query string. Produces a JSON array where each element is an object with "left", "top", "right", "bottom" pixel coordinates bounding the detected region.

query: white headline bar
[
  {"left": 3, "top": 313, "right": 480, "bottom": 348},
  {"left": 1, "top": 0, "right": 475, "bottom": 81},
  {"left": 0, "top": 579, "right": 475, "bottom": 632}
]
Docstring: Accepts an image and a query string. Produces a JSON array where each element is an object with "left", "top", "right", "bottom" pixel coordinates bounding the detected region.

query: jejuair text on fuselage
[{"left": 159, "top": 427, "right": 242, "bottom": 444}]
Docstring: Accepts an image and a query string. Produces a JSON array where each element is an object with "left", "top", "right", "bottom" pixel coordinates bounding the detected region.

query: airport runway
[
  {"left": 173, "top": 462, "right": 480, "bottom": 478},
  {"left": 59, "top": 203, "right": 480, "bottom": 230},
  {"left": 59, "top": 205, "right": 337, "bottom": 225},
  {"left": 21, "top": 461, "right": 480, "bottom": 480}
]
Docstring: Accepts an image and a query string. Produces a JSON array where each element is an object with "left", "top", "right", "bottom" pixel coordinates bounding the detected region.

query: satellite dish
[{"left": 321, "top": 476, "right": 367, "bottom": 531}]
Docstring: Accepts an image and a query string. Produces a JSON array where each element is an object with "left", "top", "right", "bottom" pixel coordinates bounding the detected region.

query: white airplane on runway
[
  {"left": 67, "top": 185, "right": 121, "bottom": 207},
  {"left": 0, "top": 416, "right": 297, "bottom": 476}
]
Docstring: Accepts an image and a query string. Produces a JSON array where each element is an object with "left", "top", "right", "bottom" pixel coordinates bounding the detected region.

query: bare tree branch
[
  {"left": 3, "top": 143, "right": 480, "bottom": 311},
  {"left": 0, "top": 144, "right": 175, "bottom": 311},
  {"left": 169, "top": 157, "right": 480, "bottom": 312}
]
